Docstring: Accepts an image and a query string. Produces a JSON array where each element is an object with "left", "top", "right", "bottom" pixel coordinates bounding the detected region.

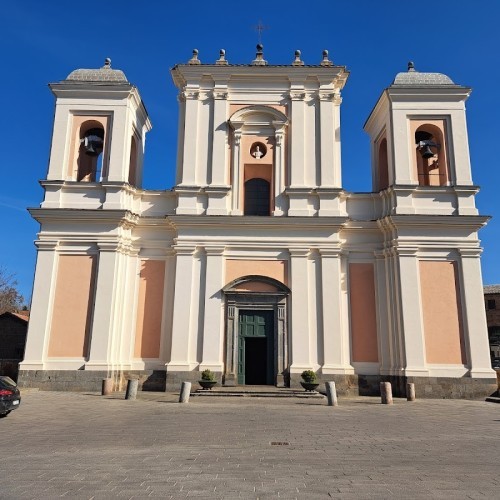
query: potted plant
[
  {"left": 300, "top": 370, "right": 319, "bottom": 392},
  {"left": 198, "top": 369, "right": 218, "bottom": 390}
]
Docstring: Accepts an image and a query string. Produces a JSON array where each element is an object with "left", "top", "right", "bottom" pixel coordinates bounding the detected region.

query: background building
[
  {"left": 484, "top": 285, "right": 500, "bottom": 367},
  {"left": 18, "top": 48, "right": 497, "bottom": 398}
]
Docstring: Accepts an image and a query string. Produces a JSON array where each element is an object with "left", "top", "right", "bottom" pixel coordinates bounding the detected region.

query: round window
[{"left": 250, "top": 142, "right": 267, "bottom": 160}]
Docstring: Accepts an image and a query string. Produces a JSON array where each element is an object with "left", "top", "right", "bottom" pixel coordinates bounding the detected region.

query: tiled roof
[
  {"left": 392, "top": 62, "right": 455, "bottom": 86},
  {"left": 484, "top": 285, "right": 500, "bottom": 294},
  {"left": 65, "top": 58, "right": 128, "bottom": 84}
]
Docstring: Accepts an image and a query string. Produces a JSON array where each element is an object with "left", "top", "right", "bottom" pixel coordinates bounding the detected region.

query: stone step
[{"left": 191, "top": 386, "right": 325, "bottom": 398}]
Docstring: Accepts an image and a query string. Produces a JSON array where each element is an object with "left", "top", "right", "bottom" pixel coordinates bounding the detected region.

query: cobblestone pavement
[{"left": 1, "top": 391, "right": 499, "bottom": 499}]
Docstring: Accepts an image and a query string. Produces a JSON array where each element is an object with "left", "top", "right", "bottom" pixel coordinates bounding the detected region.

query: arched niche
[
  {"left": 222, "top": 275, "right": 290, "bottom": 387},
  {"left": 228, "top": 106, "right": 288, "bottom": 215}
]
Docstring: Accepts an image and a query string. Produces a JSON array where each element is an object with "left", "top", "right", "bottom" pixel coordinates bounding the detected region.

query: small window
[
  {"left": 244, "top": 178, "right": 270, "bottom": 216},
  {"left": 487, "top": 299, "right": 496, "bottom": 310}
]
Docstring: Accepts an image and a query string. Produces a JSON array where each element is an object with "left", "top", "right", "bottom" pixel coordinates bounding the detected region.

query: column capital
[
  {"left": 289, "top": 247, "right": 310, "bottom": 258},
  {"left": 459, "top": 248, "right": 483, "bottom": 258},
  {"left": 205, "top": 246, "right": 226, "bottom": 256},
  {"left": 212, "top": 90, "right": 228, "bottom": 100},
  {"left": 173, "top": 245, "right": 197, "bottom": 256},
  {"left": 289, "top": 91, "right": 306, "bottom": 101},
  {"left": 396, "top": 246, "right": 419, "bottom": 257},
  {"left": 35, "top": 240, "right": 58, "bottom": 251},
  {"left": 182, "top": 90, "right": 199, "bottom": 100},
  {"left": 319, "top": 248, "right": 342, "bottom": 258},
  {"left": 318, "top": 91, "right": 336, "bottom": 102}
]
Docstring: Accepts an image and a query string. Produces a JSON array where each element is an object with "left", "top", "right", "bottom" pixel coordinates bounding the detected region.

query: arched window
[
  {"left": 128, "top": 135, "right": 138, "bottom": 186},
  {"left": 377, "top": 138, "right": 389, "bottom": 190},
  {"left": 77, "top": 121, "right": 105, "bottom": 182},
  {"left": 244, "top": 178, "right": 270, "bottom": 216},
  {"left": 415, "top": 125, "right": 447, "bottom": 186}
]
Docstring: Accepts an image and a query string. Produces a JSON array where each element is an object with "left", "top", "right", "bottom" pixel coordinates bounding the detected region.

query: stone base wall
[
  {"left": 17, "top": 369, "right": 498, "bottom": 399},
  {"left": 17, "top": 370, "right": 167, "bottom": 392},
  {"left": 290, "top": 374, "right": 497, "bottom": 400}
]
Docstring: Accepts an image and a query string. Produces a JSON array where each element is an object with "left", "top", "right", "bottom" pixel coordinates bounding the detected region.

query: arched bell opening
[
  {"left": 128, "top": 135, "right": 138, "bottom": 186},
  {"left": 77, "top": 120, "right": 105, "bottom": 182},
  {"left": 377, "top": 137, "right": 389, "bottom": 191},
  {"left": 414, "top": 124, "right": 448, "bottom": 186},
  {"left": 222, "top": 275, "right": 290, "bottom": 387}
]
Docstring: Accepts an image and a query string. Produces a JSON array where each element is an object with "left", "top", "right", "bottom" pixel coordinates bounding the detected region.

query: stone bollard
[
  {"left": 325, "top": 381, "right": 338, "bottom": 407},
  {"left": 406, "top": 382, "right": 416, "bottom": 402},
  {"left": 125, "top": 379, "right": 139, "bottom": 400},
  {"left": 102, "top": 378, "right": 113, "bottom": 396},
  {"left": 380, "top": 382, "right": 393, "bottom": 405},
  {"left": 179, "top": 381, "right": 191, "bottom": 403}
]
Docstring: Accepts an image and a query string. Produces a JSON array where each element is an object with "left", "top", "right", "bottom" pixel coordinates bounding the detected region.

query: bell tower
[
  {"left": 364, "top": 62, "right": 478, "bottom": 216},
  {"left": 43, "top": 58, "right": 151, "bottom": 209}
]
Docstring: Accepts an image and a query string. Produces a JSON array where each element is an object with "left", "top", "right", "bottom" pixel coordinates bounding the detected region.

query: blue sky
[{"left": 1, "top": 1, "right": 499, "bottom": 301}]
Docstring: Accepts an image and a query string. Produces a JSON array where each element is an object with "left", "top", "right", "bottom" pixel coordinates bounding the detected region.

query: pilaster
[
  {"left": 200, "top": 247, "right": 225, "bottom": 371},
  {"left": 86, "top": 242, "right": 121, "bottom": 371},
  {"left": 320, "top": 249, "right": 353, "bottom": 374},
  {"left": 230, "top": 125, "right": 243, "bottom": 215},
  {"left": 19, "top": 242, "right": 58, "bottom": 370},
  {"left": 167, "top": 246, "right": 200, "bottom": 371},
  {"left": 273, "top": 124, "right": 286, "bottom": 215},
  {"left": 458, "top": 249, "right": 496, "bottom": 377},
  {"left": 396, "top": 248, "right": 428, "bottom": 376},
  {"left": 289, "top": 248, "right": 311, "bottom": 371},
  {"left": 179, "top": 89, "right": 200, "bottom": 185}
]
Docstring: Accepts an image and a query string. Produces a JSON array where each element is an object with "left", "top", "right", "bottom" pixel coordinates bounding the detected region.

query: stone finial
[
  {"left": 408, "top": 61, "right": 415, "bottom": 72},
  {"left": 252, "top": 43, "right": 268, "bottom": 66},
  {"left": 189, "top": 49, "right": 201, "bottom": 65},
  {"left": 216, "top": 49, "right": 228, "bottom": 65},
  {"left": 320, "top": 50, "right": 333, "bottom": 67},
  {"left": 292, "top": 50, "right": 304, "bottom": 66},
  {"left": 103, "top": 58, "right": 112, "bottom": 69}
]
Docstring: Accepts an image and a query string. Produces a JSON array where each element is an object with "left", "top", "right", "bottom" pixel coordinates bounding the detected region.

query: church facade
[{"left": 19, "top": 47, "right": 497, "bottom": 397}]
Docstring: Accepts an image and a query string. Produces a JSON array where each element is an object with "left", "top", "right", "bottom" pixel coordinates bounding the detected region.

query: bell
[
  {"left": 82, "top": 128, "right": 104, "bottom": 156},
  {"left": 420, "top": 145, "right": 435, "bottom": 159}
]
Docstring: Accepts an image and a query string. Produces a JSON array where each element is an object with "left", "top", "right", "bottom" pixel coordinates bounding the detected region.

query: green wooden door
[{"left": 238, "top": 310, "right": 274, "bottom": 385}]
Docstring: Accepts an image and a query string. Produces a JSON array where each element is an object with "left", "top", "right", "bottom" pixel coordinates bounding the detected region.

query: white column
[
  {"left": 320, "top": 249, "right": 352, "bottom": 373},
  {"left": 289, "top": 248, "right": 311, "bottom": 371},
  {"left": 211, "top": 90, "right": 228, "bottom": 186},
  {"left": 273, "top": 126, "right": 286, "bottom": 215},
  {"left": 200, "top": 247, "right": 225, "bottom": 371},
  {"left": 319, "top": 92, "right": 336, "bottom": 188},
  {"left": 179, "top": 90, "right": 199, "bottom": 186},
  {"left": 86, "top": 243, "right": 120, "bottom": 371},
  {"left": 20, "top": 242, "right": 58, "bottom": 369},
  {"left": 289, "top": 91, "right": 306, "bottom": 187},
  {"left": 397, "top": 249, "right": 428, "bottom": 376},
  {"left": 167, "top": 246, "right": 199, "bottom": 371},
  {"left": 230, "top": 126, "right": 243, "bottom": 215},
  {"left": 458, "top": 249, "right": 496, "bottom": 377}
]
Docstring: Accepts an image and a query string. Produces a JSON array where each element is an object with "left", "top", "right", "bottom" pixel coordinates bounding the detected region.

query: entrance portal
[{"left": 238, "top": 310, "right": 274, "bottom": 385}]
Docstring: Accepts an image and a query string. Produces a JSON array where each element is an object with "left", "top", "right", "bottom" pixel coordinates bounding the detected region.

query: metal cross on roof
[{"left": 253, "top": 20, "right": 269, "bottom": 44}]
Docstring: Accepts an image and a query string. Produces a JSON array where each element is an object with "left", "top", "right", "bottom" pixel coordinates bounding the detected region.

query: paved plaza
[{"left": 1, "top": 390, "right": 499, "bottom": 499}]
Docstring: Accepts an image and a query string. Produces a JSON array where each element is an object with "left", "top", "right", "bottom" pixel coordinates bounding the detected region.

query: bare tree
[{"left": 0, "top": 268, "right": 25, "bottom": 315}]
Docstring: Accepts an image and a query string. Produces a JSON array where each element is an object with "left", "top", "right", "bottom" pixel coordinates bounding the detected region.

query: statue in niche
[{"left": 250, "top": 142, "right": 267, "bottom": 160}]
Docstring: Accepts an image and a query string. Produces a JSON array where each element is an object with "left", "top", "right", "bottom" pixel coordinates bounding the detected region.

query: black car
[{"left": 0, "top": 376, "right": 21, "bottom": 418}]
